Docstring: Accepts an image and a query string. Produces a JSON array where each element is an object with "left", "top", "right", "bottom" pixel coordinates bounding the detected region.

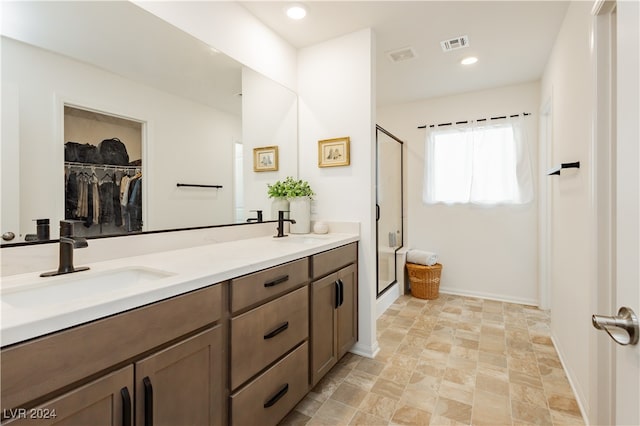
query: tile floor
[{"left": 281, "top": 293, "right": 585, "bottom": 425}]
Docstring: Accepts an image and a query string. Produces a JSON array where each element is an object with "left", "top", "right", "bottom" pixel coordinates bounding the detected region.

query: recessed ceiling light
[
  {"left": 286, "top": 4, "right": 307, "bottom": 20},
  {"left": 461, "top": 56, "right": 478, "bottom": 65}
]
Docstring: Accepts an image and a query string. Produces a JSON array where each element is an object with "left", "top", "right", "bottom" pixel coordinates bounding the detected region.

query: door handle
[{"left": 592, "top": 306, "right": 639, "bottom": 346}]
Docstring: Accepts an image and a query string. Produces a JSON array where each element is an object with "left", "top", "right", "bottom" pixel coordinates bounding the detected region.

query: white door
[{"left": 614, "top": 1, "right": 639, "bottom": 424}]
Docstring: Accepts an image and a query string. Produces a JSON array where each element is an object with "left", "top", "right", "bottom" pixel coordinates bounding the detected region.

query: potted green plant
[
  {"left": 267, "top": 177, "right": 315, "bottom": 233},
  {"left": 267, "top": 179, "right": 290, "bottom": 220}
]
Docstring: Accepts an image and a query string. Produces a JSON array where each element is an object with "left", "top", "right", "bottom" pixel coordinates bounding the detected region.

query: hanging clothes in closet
[
  {"left": 65, "top": 163, "right": 141, "bottom": 232},
  {"left": 120, "top": 171, "right": 143, "bottom": 232}
]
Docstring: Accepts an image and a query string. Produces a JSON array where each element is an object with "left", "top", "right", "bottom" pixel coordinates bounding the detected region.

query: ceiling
[{"left": 239, "top": 1, "right": 570, "bottom": 106}]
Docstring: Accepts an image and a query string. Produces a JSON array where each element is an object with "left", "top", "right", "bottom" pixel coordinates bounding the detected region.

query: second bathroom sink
[{"left": 2, "top": 266, "right": 175, "bottom": 309}]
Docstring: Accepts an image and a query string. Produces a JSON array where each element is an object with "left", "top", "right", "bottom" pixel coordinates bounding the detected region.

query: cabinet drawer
[
  {"left": 230, "top": 342, "right": 309, "bottom": 426},
  {"left": 230, "top": 258, "right": 308, "bottom": 313},
  {"left": 230, "top": 286, "right": 308, "bottom": 389},
  {"left": 311, "top": 243, "right": 357, "bottom": 279},
  {"left": 1, "top": 283, "right": 223, "bottom": 412}
]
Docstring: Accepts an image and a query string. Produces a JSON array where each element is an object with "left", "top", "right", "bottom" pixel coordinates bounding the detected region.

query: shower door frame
[{"left": 375, "top": 124, "right": 404, "bottom": 298}]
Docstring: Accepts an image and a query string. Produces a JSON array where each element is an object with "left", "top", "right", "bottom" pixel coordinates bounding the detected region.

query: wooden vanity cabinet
[
  {"left": 229, "top": 258, "right": 310, "bottom": 426},
  {"left": 1, "top": 284, "right": 224, "bottom": 426},
  {"left": 1, "top": 241, "right": 359, "bottom": 425},
  {"left": 310, "top": 243, "right": 358, "bottom": 386}
]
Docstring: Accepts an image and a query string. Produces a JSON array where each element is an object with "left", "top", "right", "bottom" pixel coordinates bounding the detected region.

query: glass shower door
[{"left": 376, "top": 125, "right": 403, "bottom": 297}]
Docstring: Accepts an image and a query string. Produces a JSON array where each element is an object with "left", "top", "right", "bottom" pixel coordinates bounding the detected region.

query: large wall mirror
[{"left": 1, "top": 1, "right": 298, "bottom": 245}]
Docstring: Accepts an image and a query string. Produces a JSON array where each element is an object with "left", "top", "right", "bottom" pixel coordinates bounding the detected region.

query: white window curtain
[{"left": 423, "top": 117, "right": 533, "bottom": 205}]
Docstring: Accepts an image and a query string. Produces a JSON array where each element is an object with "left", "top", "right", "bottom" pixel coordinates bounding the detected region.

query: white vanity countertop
[{"left": 1, "top": 232, "right": 359, "bottom": 347}]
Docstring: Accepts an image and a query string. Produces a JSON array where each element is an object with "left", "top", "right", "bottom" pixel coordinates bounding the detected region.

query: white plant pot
[
  {"left": 271, "top": 197, "right": 289, "bottom": 220},
  {"left": 289, "top": 196, "right": 311, "bottom": 234}
]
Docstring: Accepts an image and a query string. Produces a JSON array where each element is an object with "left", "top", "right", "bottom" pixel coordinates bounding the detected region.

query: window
[{"left": 423, "top": 119, "right": 533, "bottom": 205}]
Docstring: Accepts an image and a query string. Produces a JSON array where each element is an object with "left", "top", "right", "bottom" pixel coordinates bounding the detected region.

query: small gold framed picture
[
  {"left": 318, "top": 137, "right": 350, "bottom": 167},
  {"left": 253, "top": 146, "right": 278, "bottom": 172}
]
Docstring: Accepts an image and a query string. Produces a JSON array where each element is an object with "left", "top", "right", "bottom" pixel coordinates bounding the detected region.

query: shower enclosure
[{"left": 376, "top": 125, "right": 403, "bottom": 297}]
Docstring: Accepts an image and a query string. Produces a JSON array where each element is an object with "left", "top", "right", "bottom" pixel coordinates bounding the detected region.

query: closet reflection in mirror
[
  {"left": 64, "top": 107, "right": 143, "bottom": 238},
  {"left": 0, "top": 1, "right": 297, "bottom": 244}
]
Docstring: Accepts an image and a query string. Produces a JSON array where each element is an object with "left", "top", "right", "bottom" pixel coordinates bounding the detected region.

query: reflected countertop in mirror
[{"left": 1, "top": 1, "right": 298, "bottom": 245}]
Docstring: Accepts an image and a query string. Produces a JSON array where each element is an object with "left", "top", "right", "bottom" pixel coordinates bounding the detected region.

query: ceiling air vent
[
  {"left": 387, "top": 47, "right": 417, "bottom": 63},
  {"left": 440, "top": 35, "right": 469, "bottom": 52}
]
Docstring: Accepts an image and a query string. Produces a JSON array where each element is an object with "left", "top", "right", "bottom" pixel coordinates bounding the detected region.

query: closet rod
[
  {"left": 176, "top": 183, "right": 223, "bottom": 189},
  {"left": 417, "top": 112, "right": 531, "bottom": 129},
  {"left": 64, "top": 161, "right": 140, "bottom": 171}
]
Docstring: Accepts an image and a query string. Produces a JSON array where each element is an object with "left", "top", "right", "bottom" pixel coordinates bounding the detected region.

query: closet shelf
[{"left": 547, "top": 161, "right": 580, "bottom": 176}]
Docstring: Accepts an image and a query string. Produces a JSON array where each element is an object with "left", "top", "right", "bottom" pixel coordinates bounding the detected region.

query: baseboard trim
[
  {"left": 550, "top": 334, "right": 590, "bottom": 425},
  {"left": 350, "top": 340, "right": 380, "bottom": 359},
  {"left": 439, "top": 286, "right": 539, "bottom": 307}
]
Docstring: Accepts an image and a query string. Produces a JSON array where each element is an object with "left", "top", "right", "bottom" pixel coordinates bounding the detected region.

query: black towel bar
[
  {"left": 176, "top": 183, "right": 223, "bottom": 188},
  {"left": 547, "top": 161, "right": 580, "bottom": 176}
]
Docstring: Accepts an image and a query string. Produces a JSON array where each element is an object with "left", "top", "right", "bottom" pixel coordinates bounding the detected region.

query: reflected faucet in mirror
[
  {"left": 40, "top": 221, "right": 90, "bottom": 277},
  {"left": 246, "top": 210, "right": 263, "bottom": 223},
  {"left": 24, "top": 218, "right": 50, "bottom": 242}
]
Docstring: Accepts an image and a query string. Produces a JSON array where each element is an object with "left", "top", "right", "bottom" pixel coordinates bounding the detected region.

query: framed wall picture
[
  {"left": 253, "top": 146, "right": 279, "bottom": 172},
  {"left": 318, "top": 137, "right": 350, "bottom": 167}
]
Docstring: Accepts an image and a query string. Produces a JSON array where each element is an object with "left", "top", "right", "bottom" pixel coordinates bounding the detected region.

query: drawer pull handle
[
  {"left": 264, "top": 274, "right": 289, "bottom": 287},
  {"left": 264, "top": 383, "right": 289, "bottom": 408},
  {"left": 143, "top": 376, "right": 153, "bottom": 426},
  {"left": 264, "top": 321, "right": 289, "bottom": 339},
  {"left": 121, "top": 387, "right": 132, "bottom": 426}
]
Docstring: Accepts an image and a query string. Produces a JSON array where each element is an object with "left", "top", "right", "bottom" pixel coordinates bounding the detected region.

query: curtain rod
[{"left": 417, "top": 112, "right": 531, "bottom": 129}]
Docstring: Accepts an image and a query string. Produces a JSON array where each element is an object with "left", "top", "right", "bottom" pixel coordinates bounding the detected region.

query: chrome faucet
[
  {"left": 274, "top": 210, "right": 296, "bottom": 238},
  {"left": 40, "top": 220, "right": 90, "bottom": 277},
  {"left": 246, "top": 210, "right": 263, "bottom": 223}
]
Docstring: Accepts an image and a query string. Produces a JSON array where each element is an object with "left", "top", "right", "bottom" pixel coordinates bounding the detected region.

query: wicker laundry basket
[{"left": 406, "top": 262, "right": 442, "bottom": 300}]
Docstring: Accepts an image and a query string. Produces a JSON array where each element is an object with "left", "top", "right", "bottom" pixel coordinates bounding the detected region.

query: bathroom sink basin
[
  {"left": 281, "top": 235, "right": 329, "bottom": 244},
  {"left": 2, "top": 267, "right": 174, "bottom": 309}
]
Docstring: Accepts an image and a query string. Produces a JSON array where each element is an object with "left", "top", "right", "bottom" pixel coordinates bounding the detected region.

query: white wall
[
  {"left": 540, "top": 1, "right": 595, "bottom": 422},
  {"left": 298, "top": 29, "right": 378, "bottom": 357},
  {"left": 133, "top": 1, "right": 297, "bottom": 92},
  {"left": 2, "top": 37, "right": 240, "bottom": 238},
  {"left": 241, "top": 67, "right": 298, "bottom": 220},
  {"left": 378, "top": 81, "right": 540, "bottom": 305}
]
